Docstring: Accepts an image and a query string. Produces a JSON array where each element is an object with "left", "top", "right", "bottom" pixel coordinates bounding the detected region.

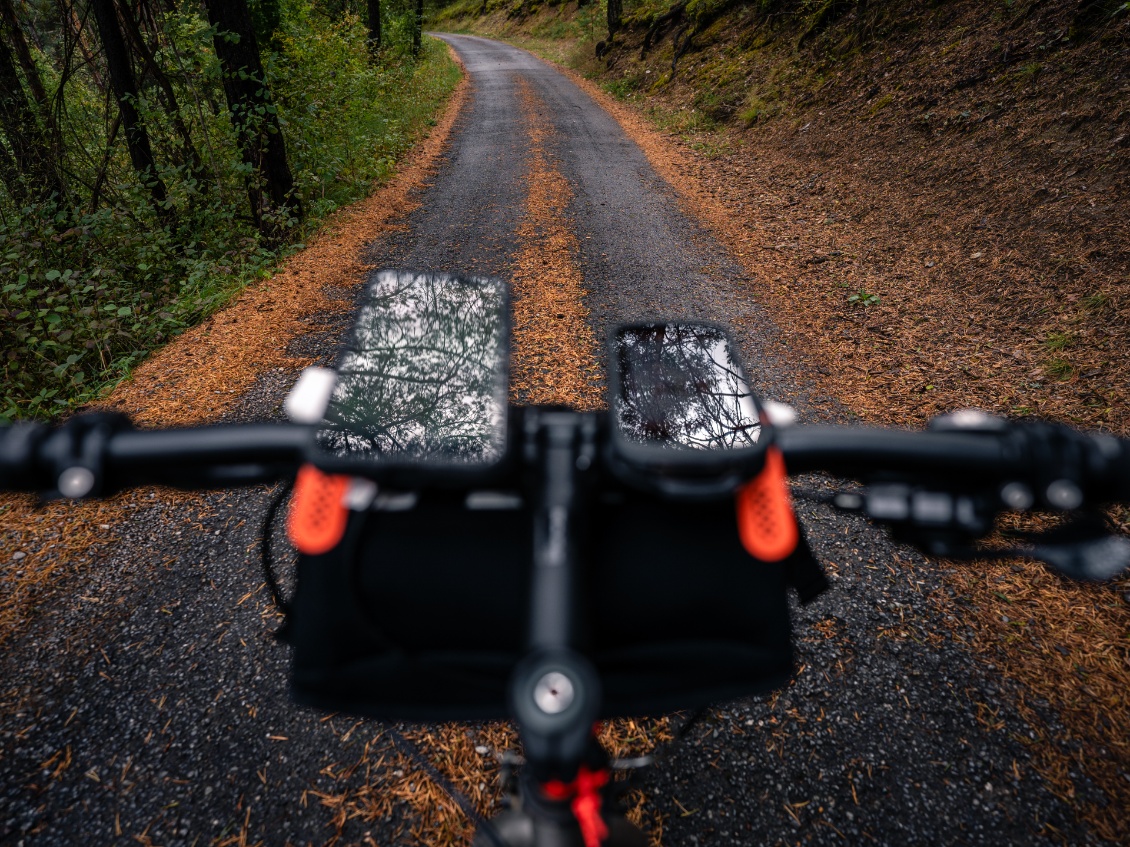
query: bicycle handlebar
[
  {"left": 2, "top": 405, "right": 1127, "bottom": 830},
  {"left": 0, "top": 417, "right": 311, "bottom": 495},
  {"left": 1, "top": 411, "right": 1128, "bottom": 511},
  {"left": 777, "top": 426, "right": 1016, "bottom": 476},
  {"left": 779, "top": 422, "right": 1130, "bottom": 505}
]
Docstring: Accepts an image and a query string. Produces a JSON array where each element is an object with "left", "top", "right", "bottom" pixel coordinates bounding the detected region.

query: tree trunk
[
  {"left": 90, "top": 111, "right": 122, "bottom": 212},
  {"left": 69, "top": 2, "right": 107, "bottom": 94},
  {"left": 367, "top": 0, "right": 381, "bottom": 54},
  {"left": 0, "top": 34, "right": 65, "bottom": 205},
  {"left": 135, "top": 0, "right": 165, "bottom": 42},
  {"left": 116, "top": 0, "right": 205, "bottom": 185},
  {"left": 0, "top": 42, "right": 30, "bottom": 205},
  {"left": 0, "top": 0, "right": 64, "bottom": 190},
  {"left": 607, "top": 0, "right": 622, "bottom": 35},
  {"left": 202, "top": 0, "right": 301, "bottom": 242},
  {"left": 0, "top": 126, "right": 20, "bottom": 201},
  {"left": 89, "top": 0, "right": 171, "bottom": 220},
  {"left": 413, "top": 0, "right": 422, "bottom": 55},
  {"left": 0, "top": 0, "right": 49, "bottom": 110}
]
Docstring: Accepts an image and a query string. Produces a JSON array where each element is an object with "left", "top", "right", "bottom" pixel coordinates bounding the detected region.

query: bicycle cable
[
  {"left": 261, "top": 479, "right": 295, "bottom": 636},
  {"left": 384, "top": 725, "right": 509, "bottom": 847}
]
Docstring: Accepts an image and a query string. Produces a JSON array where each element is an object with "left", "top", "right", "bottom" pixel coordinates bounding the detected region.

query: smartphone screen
[
  {"left": 614, "top": 322, "right": 761, "bottom": 452},
  {"left": 312, "top": 271, "right": 509, "bottom": 470}
]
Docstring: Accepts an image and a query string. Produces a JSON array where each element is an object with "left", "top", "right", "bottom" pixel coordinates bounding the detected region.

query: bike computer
[
  {"left": 306, "top": 270, "right": 510, "bottom": 478},
  {"left": 607, "top": 322, "right": 770, "bottom": 493}
]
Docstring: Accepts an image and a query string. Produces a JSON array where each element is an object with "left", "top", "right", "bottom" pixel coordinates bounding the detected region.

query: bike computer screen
[
  {"left": 310, "top": 271, "right": 509, "bottom": 474},
  {"left": 610, "top": 322, "right": 765, "bottom": 474}
]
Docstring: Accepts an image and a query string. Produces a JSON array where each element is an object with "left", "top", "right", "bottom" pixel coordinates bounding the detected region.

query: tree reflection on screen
[
  {"left": 315, "top": 270, "right": 507, "bottom": 465},
  {"left": 615, "top": 323, "right": 761, "bottom": 451}
]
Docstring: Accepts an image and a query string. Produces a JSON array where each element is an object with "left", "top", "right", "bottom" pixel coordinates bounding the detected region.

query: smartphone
[
  {"left": 309, "top": 270, "right": 510, "bottom": 477},
  {"left": 609, "top": 322, "right": 766, "bottom": 481}
]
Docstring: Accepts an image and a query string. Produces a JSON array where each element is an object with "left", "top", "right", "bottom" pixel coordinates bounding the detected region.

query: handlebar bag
[{"left": 283, "top": 487, "right": 826, "bottom": 721}]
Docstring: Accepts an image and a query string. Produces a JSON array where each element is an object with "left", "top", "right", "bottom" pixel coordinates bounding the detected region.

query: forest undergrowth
[{"left": 1, "top": 1, "right": 458, "bottom": 422}]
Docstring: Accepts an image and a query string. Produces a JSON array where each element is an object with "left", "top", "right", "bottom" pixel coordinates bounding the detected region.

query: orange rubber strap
[
  {"left": 736, "top": 446, "right": 799, "bottom": 562},
  {"left": 287, "top": 464, "right": 351, "bottom": 555}
]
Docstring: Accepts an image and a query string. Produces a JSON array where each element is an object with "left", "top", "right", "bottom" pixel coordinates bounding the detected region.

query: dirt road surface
[{"left": 0, "top": 36, "right": 1110, "bottom": 846}]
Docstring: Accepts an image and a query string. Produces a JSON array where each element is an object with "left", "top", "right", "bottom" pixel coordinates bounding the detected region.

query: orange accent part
[
  {"left": 287, "top": 464, "right": 352, "bottom": 555},
  {"left": 736, "top": 447, "right": 799, "bottom": 562},
  {"left": 541, "top": 766, "right": 611, "bottom": 847}
]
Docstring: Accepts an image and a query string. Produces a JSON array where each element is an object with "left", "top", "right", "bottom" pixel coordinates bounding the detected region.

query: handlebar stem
[
  {"left": 511, "top": 411, "right": 603, "bottom": 783},
  {"left": 528, "top": 412, "right": 585, "bottom": 651}
]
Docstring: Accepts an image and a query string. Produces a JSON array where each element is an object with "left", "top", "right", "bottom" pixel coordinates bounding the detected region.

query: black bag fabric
[{"left": 284, "top": 489, "right": 826, "bottom": 721}]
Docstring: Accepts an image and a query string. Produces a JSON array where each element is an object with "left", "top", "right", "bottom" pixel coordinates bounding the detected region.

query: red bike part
[
  {"left": 287, "top": 464, "right": 351, "bottom": 555},
  {"left": 541, "top": 766, "right": 611, "bottom": 847},
  {"left": 735, "top": 446, "right": 799, "bottom": 562}
]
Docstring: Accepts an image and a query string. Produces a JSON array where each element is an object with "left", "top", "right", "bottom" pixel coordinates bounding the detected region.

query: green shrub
[{"left": 0, "top": 9, "right": 459, "bottom": 423}]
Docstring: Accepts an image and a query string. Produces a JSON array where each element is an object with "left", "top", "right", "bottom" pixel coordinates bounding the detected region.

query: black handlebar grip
[
  {"left": 1085, "top": 433, "right": 1130, "bottom": 503},
  {"left": 0, "top": 422, "right": 47, "bottom": 492},
  {"left": 1113, "top": 439, "right": 1130, "bottom": 501},
  {"left": 776, "top": 426, "right": 1016, "bottom": 478}
]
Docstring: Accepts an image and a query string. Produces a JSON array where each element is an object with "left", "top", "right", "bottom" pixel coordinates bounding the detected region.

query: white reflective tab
[
  {"left": 762, "top": 399, "right": 797, "bottom": 428},
  {"left": 946, "top": 409, "right": 1005, "bottom": 430},
  {"left": 284, "top": 367, "right": 337, "bottom": 424},
  {"left": 1046, "top": 479, "right": 1083, "bottom": 510},
  {"left": 465, "top": 491, "right": 524, "bottom": 510},
  {"left": 374, "top": 492, "right": 418, "bottom": 512},
  {"left": 343, "top": 478, "right": 378, "bottom": 511},
  {"left": 1085, "top": 536, "right": 1130, "bottom": 580},
  {"left": 912, "top": 491, "right": 953, "bottom": 525},
  {"left": 867, "top": 486, "right": 910, "bottom": 520},
  {"left": 955, "top": 497, "right": 978, "bottom": 528}
]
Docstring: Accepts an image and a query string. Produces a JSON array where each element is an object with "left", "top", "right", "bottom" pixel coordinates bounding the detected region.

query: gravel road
[{"left": 0, "top": 34, "right": 1109, "bottom": 846}]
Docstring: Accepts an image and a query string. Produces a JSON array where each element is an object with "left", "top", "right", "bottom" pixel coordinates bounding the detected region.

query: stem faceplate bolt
[{"left": 533, "top": 672, "right": 575, "bottom": 715}]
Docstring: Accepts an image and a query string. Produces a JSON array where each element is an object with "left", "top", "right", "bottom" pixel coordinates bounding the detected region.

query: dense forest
[{"left": 0, "top": 0, "right": 457, "bottom": 422}]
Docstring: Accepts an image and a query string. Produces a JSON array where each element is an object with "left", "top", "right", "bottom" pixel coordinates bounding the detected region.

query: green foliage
[
  {"left": 603, "top": 73, "right": 646, "bottom": 97},
  {"left": 1006, "top": 61, "right": 1042, "bottom": 86},
  {"left": 1041, "top": 332, "right": 1077, "bottom": 381},
  {"left": 0, "top": 199, "right": 276, "bottom": 421},
  {"left": 1045, "top": 358, "right": 1075, "bottom": 381},
  {"left": 431, "top": 0, "right": 486, "bottom": 24},
  {"left": 799, "top": 0, "right": 856, "bottom": 41},
  {"left": 866, "top": 92, "right": 894, "bottom": 115},
  {"left": 648, "top": 103, "right": 720, "bottom": 134},
  {"left": 0, "top": 6, "right": 459, "bottom": 422},
  {"left": 1082, "top": 291, "right": 1110, "bottom": 312},
  {"left": 738, "top": 95, "right": 778, "bottom": 124},
  {"left": 738, "top": 72, "right": 784, "bottom": 124},
  {"left": 270, "top": 13, "right": 444, "bottom": 215},
  {"left": 1044, "top": 331, "right": 1076, "bottom": 352},
  {"left": 685, "top": 0, "right": 735, "bottom": 25},
  {"left": 251, "top": 0, "right": 285, "bottom": 44},
  {"left": 847, "top": 288, "right": 880, "bottom": 306}
]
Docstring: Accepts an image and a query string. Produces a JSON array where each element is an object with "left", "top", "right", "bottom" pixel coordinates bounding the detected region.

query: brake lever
[
  {"left": 1031, "top": 533, "right": 1130, "bottom": 581},
  {"left": 834, "top": 487, "right": 1130, "bottom": 582},
  {"left": 1011, "top": 513, "right": 1130, "bottom": 582},
  {"left": 832, "top": 484, "right": 997, "bottom": 542}
]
